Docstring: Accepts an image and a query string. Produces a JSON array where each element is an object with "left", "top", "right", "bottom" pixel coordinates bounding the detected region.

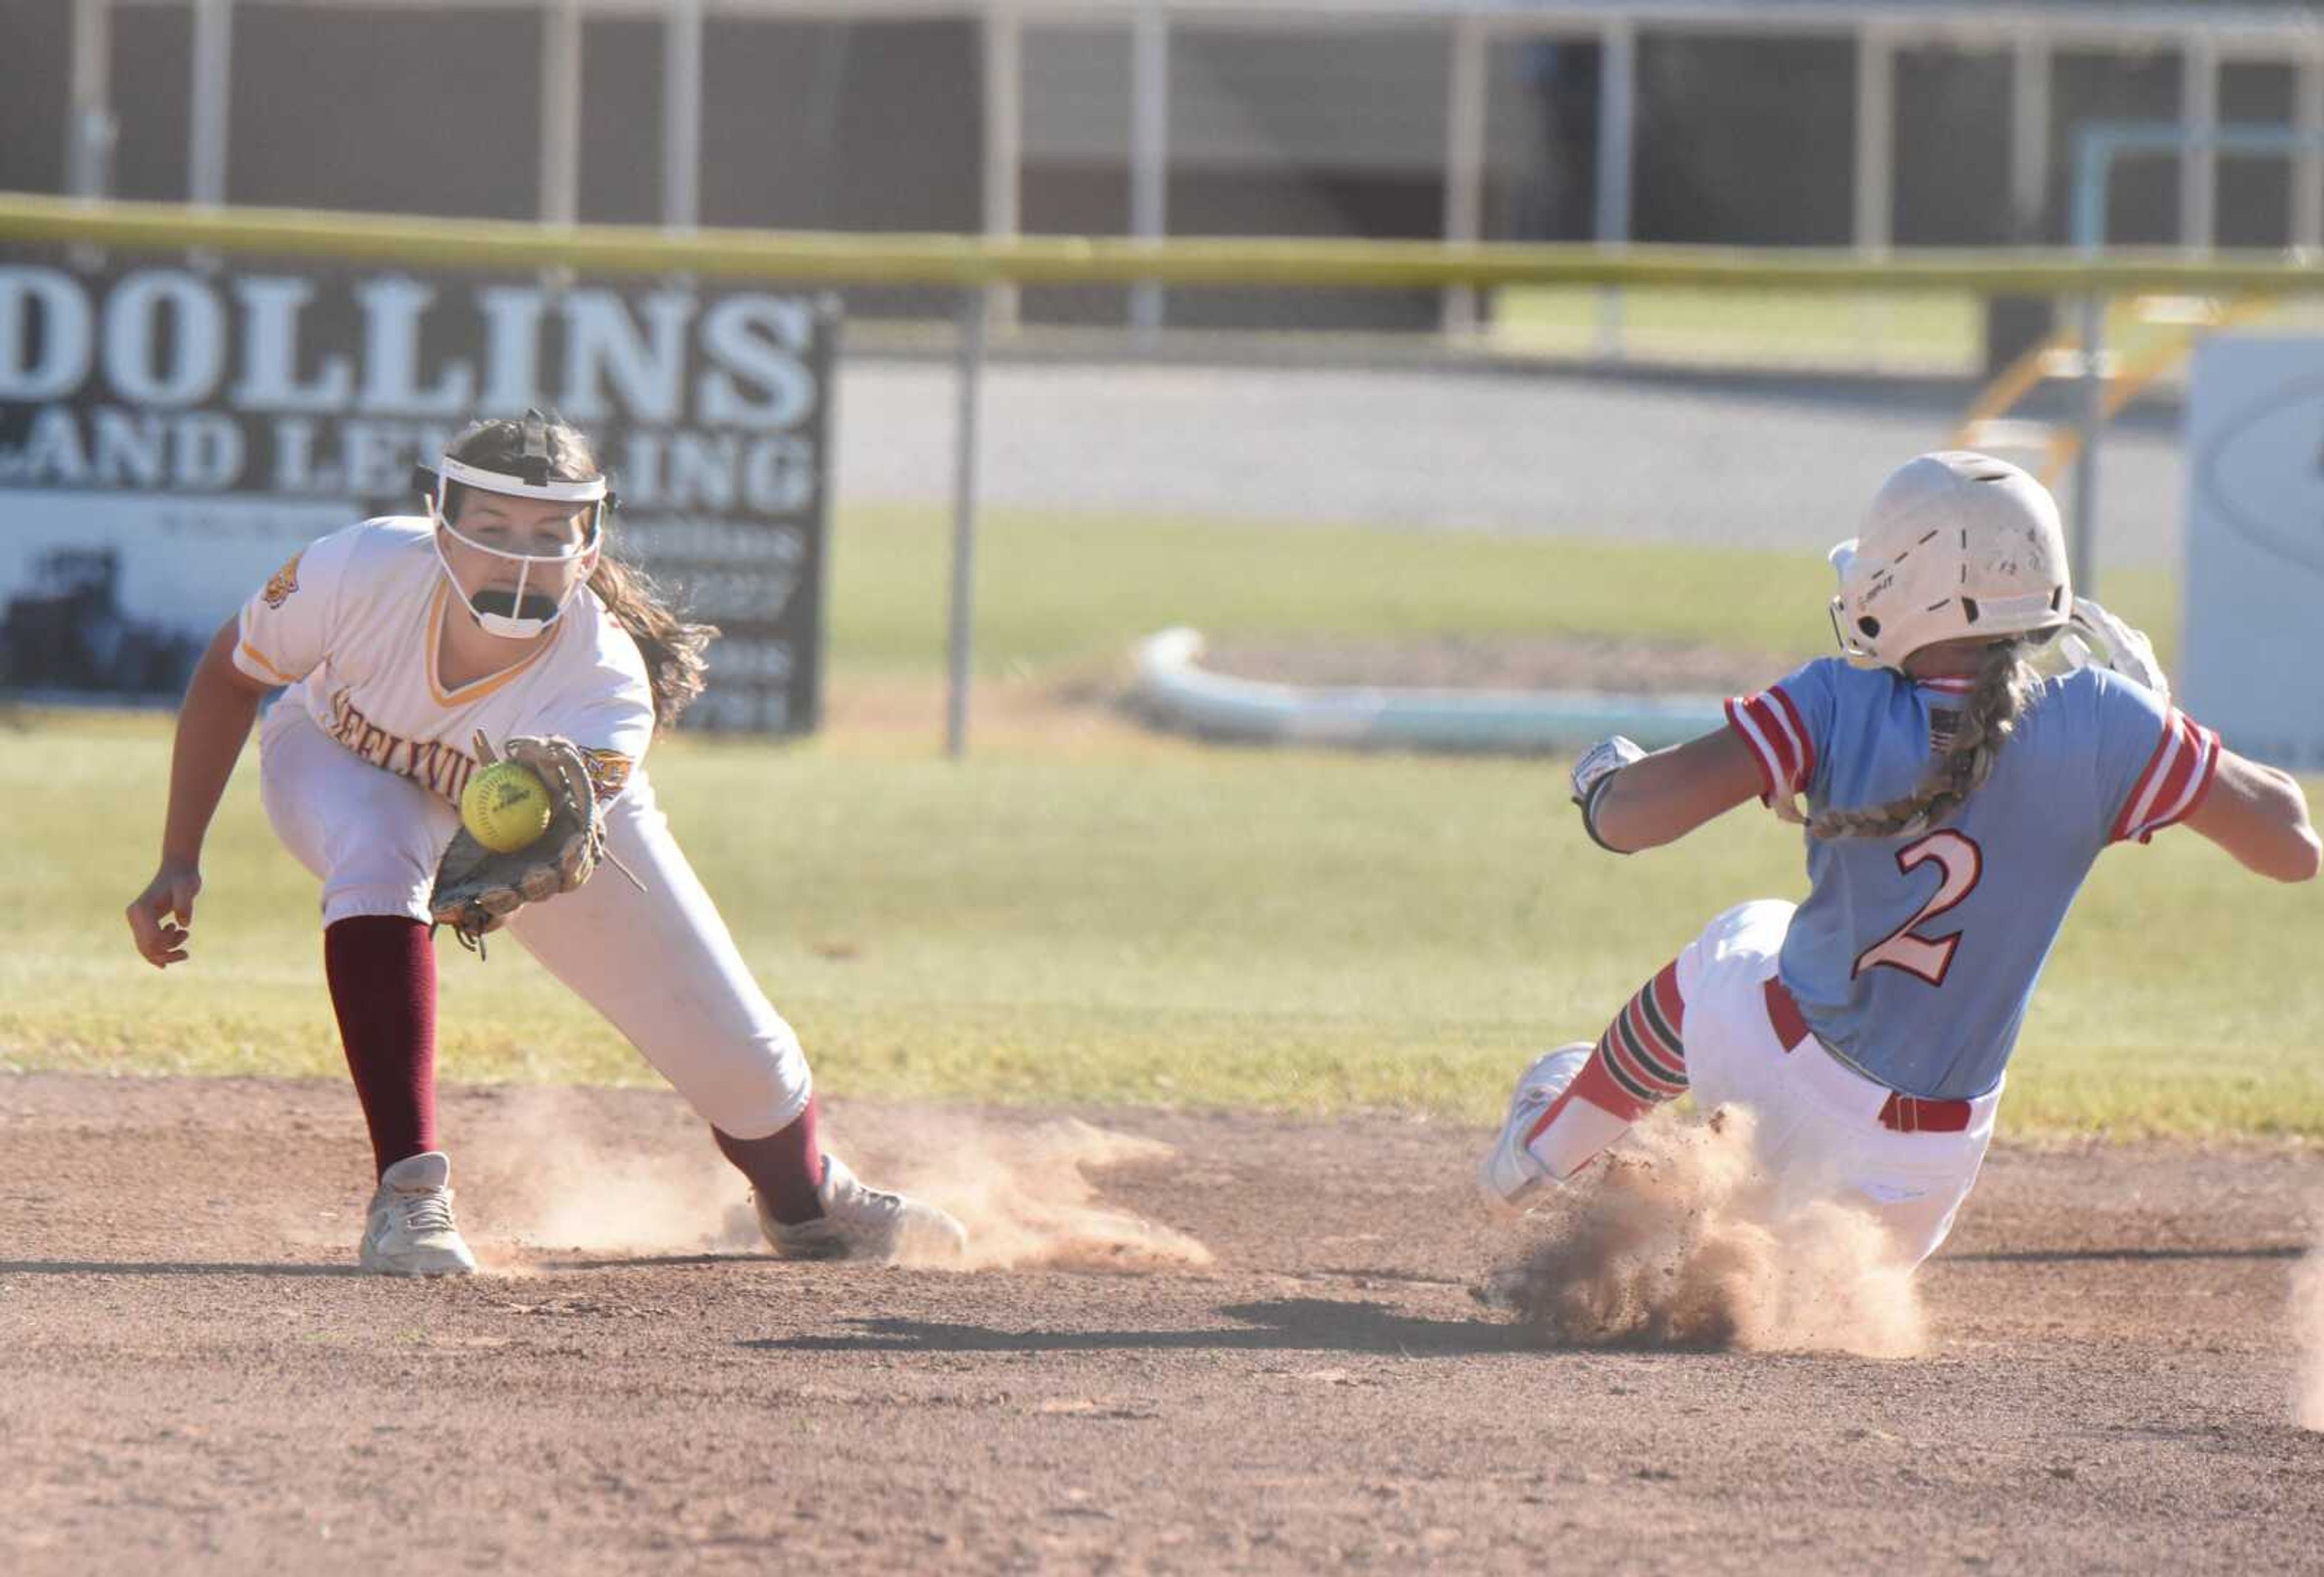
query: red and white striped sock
[{"left": 1524, "top": 960, "right": 1689, "bottom": 1180}]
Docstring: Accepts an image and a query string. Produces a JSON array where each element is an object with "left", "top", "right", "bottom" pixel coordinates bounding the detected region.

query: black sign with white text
[{"left": 0, "top": 253, "right": 834, "bottom": 733}]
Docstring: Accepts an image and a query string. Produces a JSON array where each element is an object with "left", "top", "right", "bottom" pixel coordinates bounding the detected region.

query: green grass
[
  {"left": 4, "top": 507, "right": 2300, "bottom": 1139},
  {"left": 1487, "top": 289, "right": 2324, "bottom": 378},
  {"left": 1492, "top": 287, "right": 1984, "bottom": 372},
  {"left": 832, "top": 502, "right": 2182, "bottom": 681}
]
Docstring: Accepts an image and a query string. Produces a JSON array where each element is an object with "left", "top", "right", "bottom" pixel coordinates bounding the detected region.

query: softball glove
[{"left": 430, "top": 732, "right": 607, "bottom": 948}]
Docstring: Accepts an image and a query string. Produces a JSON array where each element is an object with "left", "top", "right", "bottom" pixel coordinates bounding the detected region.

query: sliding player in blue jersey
[{"left": 1480, "top": 451, "right": 2317, "bottom": 1267}]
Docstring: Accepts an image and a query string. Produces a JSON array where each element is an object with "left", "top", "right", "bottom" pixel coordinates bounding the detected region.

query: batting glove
[
  {"left": 1571, "top": 734, "right": 1645, "bottom": 805},
  {"left": 1571, "top": 735, "right": 1646, "bottom": 853},
  {"left": 2060, "top": 597, "right": 2169, "bottom": 703}
]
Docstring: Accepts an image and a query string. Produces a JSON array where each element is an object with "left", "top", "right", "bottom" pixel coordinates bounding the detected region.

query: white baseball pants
[
  {"left": 1676, "top": 900, "right": 2000, "bottom": 1267},
  {"left": 258, "top": 699, "right": 812, "bottom": 1139}
]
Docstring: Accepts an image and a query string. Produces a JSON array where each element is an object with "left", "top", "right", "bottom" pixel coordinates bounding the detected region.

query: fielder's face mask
[{"left": 418, "top": 454, "right": 611, "bottom": 640}]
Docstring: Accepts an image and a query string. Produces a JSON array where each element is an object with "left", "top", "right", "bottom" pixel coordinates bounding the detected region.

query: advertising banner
[
  {"left": 2182, "top": 335, "right": 2324, "bottom": 769},
  {"left": 0, "top": 254, "right": 833, "bottom": 732}
]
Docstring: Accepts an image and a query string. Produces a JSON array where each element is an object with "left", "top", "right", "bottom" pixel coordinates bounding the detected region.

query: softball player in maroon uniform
[{"left": 126, "top": 413, "right": 964, "bottom": 1274}]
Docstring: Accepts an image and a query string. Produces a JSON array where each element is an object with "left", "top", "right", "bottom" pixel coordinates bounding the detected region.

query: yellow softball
[{"left": 460, "top": 761, "right": 553, "bottom": 854}]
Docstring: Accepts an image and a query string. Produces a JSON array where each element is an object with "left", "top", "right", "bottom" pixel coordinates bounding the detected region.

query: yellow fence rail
[{"left": 5, "top": 192, "right": 2324, "bottom": 295}]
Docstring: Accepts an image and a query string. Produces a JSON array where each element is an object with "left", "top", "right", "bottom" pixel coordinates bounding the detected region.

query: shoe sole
[
  {"left": 360, "top": 1260, "right": 476, "bottom": 1277},
  {"left": 761, "top": 1198, "right": 968, "bottom": 1264},
  {"left": 359, "top": 1243, "right": 478, "bottom": 1277},
  {"left": 766, "top": 1237, "right": 850, "bottom": 1262}
]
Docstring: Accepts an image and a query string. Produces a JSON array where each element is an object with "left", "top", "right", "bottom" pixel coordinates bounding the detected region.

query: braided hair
[
  {"left": 440, "top": 416, "right": 716, "bottom": 732},
  {"left": 1807, "top": 638, "right": 2037, "bottom": 842}
]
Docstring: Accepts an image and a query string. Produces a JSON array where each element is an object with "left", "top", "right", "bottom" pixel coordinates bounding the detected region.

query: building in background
[{"left": 3, "top": 0, "right": 2320, "bottom": 332}]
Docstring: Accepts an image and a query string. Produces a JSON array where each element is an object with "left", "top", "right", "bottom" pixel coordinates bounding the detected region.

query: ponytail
[
  {"left": 1808, "top": 639, "right": 2034, "bottom": 841},
  {"left": 588, "top": 554, "right": 716, "bottom": 730}
]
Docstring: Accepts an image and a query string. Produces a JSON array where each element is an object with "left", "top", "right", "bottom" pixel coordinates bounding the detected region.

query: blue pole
[{"left": 2064, "top": 121, "right": 2324, "bottom": 598}]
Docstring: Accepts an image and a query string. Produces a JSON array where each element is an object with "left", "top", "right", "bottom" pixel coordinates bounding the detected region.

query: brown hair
[
  {"left": 1807, "top": 638, "right": 2037, "bottom": 841},
  {"left": 442, "top": 415, "right": 715, "bottom": 731}
]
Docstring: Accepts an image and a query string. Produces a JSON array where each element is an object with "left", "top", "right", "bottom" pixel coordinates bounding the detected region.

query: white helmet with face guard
[
  {"left": 416, "top": 413, "right": 613, "bottom": 640},
  {"left": 1827, "top": 451, "right": 2072, "bottom": 668}
]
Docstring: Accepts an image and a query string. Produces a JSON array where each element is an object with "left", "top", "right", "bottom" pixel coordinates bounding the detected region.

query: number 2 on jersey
[{"left": 1853, "top": 830, "right": 1983, "bottom": 985}]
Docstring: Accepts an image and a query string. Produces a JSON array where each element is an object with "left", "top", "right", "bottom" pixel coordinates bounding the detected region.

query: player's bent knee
[
  {"left": 658, "top": 1029, "right": 813, "bottom": 1141},
  {"left": 320, "top": 886, "right": 435, "bottom": 928}
]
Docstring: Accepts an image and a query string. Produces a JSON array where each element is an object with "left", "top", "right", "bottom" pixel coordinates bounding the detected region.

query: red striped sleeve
[
  {"left": 1724, "top": 689, "right": 1810, "bottom": 807},
  {"left": 1770, "top": 687, "right": 1817, "bottom": 790},
  {"left": 2110, "top": 710, "right": 2222, "bottom": 844},
  {"left": 1724, "top": 698, "right": 1781, "bottom": 802}
]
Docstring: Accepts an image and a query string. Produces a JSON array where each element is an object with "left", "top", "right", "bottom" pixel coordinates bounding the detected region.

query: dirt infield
[{"left": 3, "top": 1072, "right": 2320, "bottom": 1575}]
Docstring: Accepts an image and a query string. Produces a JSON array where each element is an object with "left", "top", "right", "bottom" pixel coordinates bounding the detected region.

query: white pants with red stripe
[
  {"left": 1676, "top": 900, "right": 2000, "bottom": 1267},
  {"left": 258, "top": 698, "right": 813, "bottom": 1140}
]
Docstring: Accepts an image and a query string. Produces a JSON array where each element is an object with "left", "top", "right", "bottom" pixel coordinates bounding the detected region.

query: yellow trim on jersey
[
  {"left": 235, "top": 636, "right": 300, "bottom": 686},
  {"left": 423, "top": 582, "right": 562, "bottom": 707}
]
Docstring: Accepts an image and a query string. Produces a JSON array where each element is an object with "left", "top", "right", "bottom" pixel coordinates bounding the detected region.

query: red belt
[{"left": 1761, "top": 978, "right": 1973, "bottom": 1135}]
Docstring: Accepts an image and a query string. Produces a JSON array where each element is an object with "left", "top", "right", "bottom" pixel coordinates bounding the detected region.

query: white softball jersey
[
  {"left": 234, "top": 517, "right": 655, "bottom": 810},
  {"left": 241, "top": 517, "right": 811, "bottom": 1141}
]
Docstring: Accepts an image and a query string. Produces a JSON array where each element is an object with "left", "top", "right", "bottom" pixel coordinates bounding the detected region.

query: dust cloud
[
  {"left": 1485, "top": 1106, "right": 1924, "bottom": 1359},
  {"left": 456, "top": 1090, "right": 1209, "bottom": 1274},
  {"left": 885, "top": 1116, "right": 1215, "bottom": 1273},
  {"left": 459, "top": 1087, "right": 753, "bottom": 1266},
  {"left": 2293, "top": 1236, "right": 2324, "bottom": 1431}
]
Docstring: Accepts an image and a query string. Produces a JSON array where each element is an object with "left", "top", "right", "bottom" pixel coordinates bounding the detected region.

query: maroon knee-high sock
[
  {"left": 714, "top": 1097, "right": 826, "bottom": 1225},
  {"left": 323, "top": 916, "right": 438, "bottom": 1179}
]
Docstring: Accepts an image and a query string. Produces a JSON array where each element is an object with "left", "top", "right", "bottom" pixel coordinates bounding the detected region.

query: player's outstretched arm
[
  {"left": 1582, "top": 727, "right": 1765, "bottom": 854},
  {"left": 125, "top": 618, "right": 272, "bottom": 969},
  {"left": 2182, "top": 749, "right": 2320, "bottom": 883}
]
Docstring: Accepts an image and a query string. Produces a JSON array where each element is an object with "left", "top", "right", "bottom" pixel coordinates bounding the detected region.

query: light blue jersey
[{"left": 1724, "top": 660, "right": 2219, "bottom": 1101}]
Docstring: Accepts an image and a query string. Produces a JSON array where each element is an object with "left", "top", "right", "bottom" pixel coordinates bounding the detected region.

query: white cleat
[
  {"left": 1477, "top": 1043, "right": 1594, "bottom": 1215},
  {"left": 359, "top": 1150, "right": 478, "bottom": 1277},
  {"left": 757, "top": 1155, "right": 968, "bottom": 1264}
]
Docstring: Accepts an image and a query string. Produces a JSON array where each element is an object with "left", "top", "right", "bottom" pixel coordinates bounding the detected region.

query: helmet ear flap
[{"left": 1827, "top": 537, "right": 1883, "bottom": 661}]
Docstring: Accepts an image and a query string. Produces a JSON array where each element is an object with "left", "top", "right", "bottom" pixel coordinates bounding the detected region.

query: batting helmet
[{"left": 1827, "top": 451, "right": 2072, "bottom": 668}]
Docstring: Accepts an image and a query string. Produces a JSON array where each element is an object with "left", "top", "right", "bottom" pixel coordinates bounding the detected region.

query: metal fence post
[
  {"left": 2069, "top": 290, "right": 2106, "bottom": 597},
  {"left": 188, "top": 0, "right": 232, "bottom": 205},
  {"left": 2066, "top": 121, "right": 2324, "bottom": 600},
  {"left": 68, "top": 0, "right": 116, "bottom": 199},
  {"left": 1440, "top": 15, "right": 1488, "bottom": 337},
  {"left": 1129, "top": 7, "right": 1170, "bottom": 339},
  {"left": 946, "top": 284, "right": 989, "bottom": 759},
  {"left": 1592, "top": 18, "right": 1636, "bottom": 362},
  {"left": 2067, "top": 127, "right": 2115, "bottom": 600}
]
